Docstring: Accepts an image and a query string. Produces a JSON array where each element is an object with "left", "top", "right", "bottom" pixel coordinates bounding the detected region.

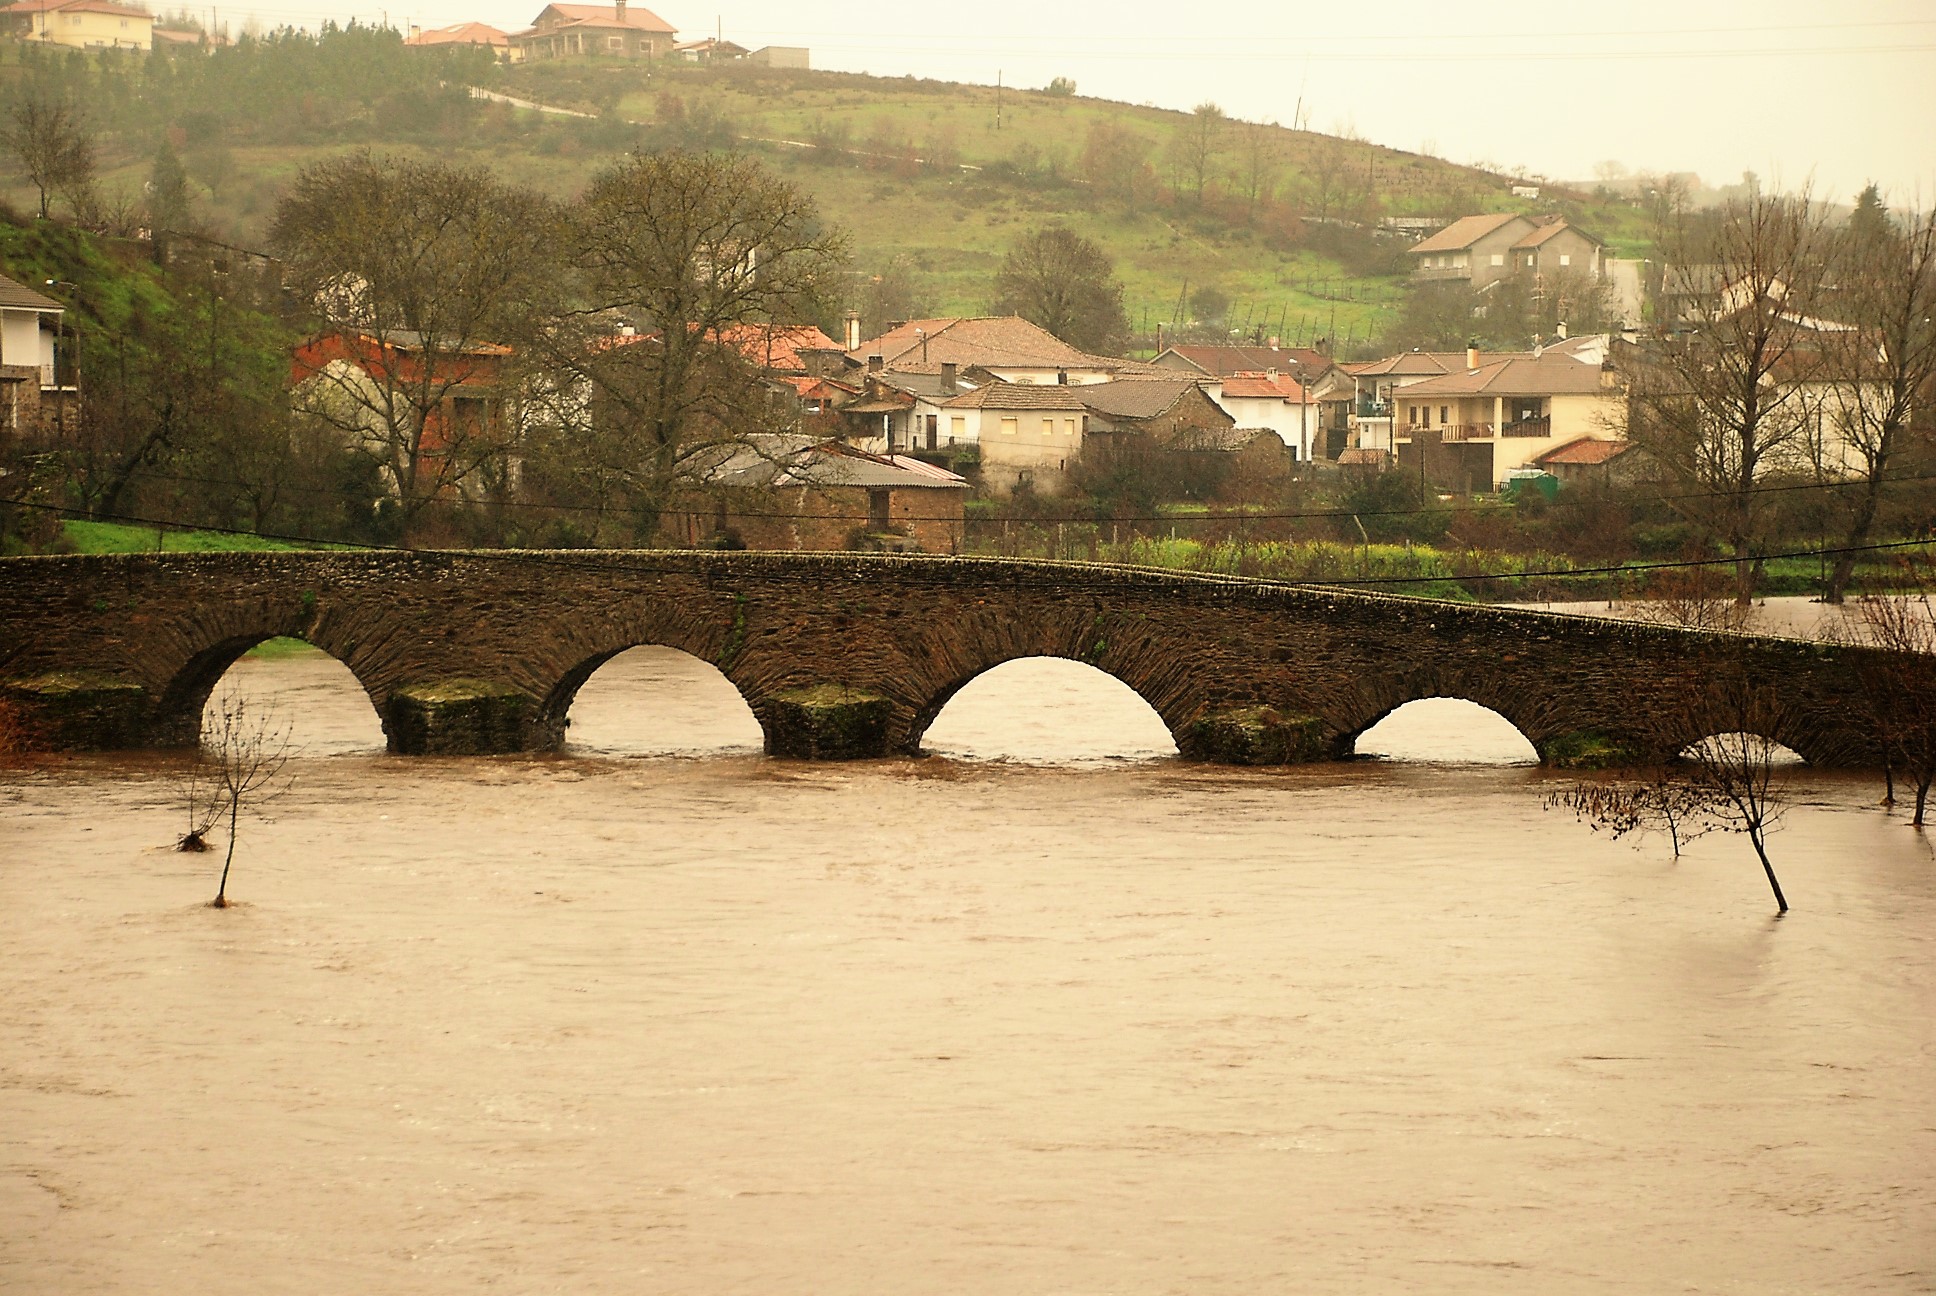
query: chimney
[
  {"left": 1556, "top": 320, "right": 1568, "bottom": 340},
  {"left": 940, "top": 361, "right": 958, "bottom": 389},
  {"left": 1056, "top": 368, "right": 1068, "bottom": 385},
  {"left": 1265, "top": 368, "right": 1278, "bottom": 383},
  {"left": 843, "top": 310, "right": 860, "bottom": 352},
  {"left": 1268, "top": 336, "right": 1279, "bottom": 350},
  {"left": 867, "top": 354, "right": 883, "bottom": 373},
  {"left": 614, "top": 0, "right": 625, "bottom": 21},
  {"left": 1466, "top": 340, "right": 1480, "bottom": 371}
]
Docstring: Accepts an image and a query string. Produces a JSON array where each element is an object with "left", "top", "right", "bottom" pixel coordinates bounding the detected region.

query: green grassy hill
[{"left": 0, "top": 38, "right": 1656, "bottom": 352}]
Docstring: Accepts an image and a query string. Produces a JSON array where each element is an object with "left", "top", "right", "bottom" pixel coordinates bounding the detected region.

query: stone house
[
  {"left": 939, "top": 381, "right": 1091, "bottom": 495},
  {"left": 665, "top": 435, "right": 967, "bottom": 552},
  {"left": 511, "top": 0, "right": 674, "bottom": 60}
]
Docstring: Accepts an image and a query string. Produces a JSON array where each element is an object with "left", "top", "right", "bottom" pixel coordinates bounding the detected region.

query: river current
[{"left": 3, "top": 617, "right": 1933, "bottom": 1293}]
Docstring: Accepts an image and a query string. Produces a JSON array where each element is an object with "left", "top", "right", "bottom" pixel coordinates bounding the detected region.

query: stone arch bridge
[{"left": 0, "top": 550, "right": 1905, "bottom": 766}]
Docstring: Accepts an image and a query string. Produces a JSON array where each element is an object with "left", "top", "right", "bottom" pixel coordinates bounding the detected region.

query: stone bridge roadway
[{"left": 0, "top": 550, "right": 1907, "bottom": 766}]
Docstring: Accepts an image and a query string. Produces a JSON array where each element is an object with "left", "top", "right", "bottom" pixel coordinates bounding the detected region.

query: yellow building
[{"left": 3, "top": 0, "right": 153, "bottom": 50}]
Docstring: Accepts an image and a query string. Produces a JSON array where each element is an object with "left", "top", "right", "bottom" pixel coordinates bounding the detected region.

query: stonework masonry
[{"left": 0, "top": 550, "right": 1909, "bottom": 765}]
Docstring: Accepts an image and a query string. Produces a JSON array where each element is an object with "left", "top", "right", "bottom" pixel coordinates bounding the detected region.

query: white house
[{"left": 0, "top": 273, "right": 65, "bottom": 435}]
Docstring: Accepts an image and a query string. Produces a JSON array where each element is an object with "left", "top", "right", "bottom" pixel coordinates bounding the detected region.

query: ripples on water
[{"left": 2, "top": 641, "right": 1932, "bottom": 1294}]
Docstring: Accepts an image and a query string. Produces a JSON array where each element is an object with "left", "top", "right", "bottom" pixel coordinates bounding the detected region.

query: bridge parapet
[{"left": 0, "top": 550, "right": 1910, "bottom": 767}]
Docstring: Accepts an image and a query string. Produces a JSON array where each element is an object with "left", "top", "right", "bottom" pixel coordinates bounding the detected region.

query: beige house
[
  {"left": 1410, "top": 214, "right": 1604, "bottom": 292},
  {"left": 2, "top": 0, "right": 151, "bottom": 49},
  {"left": 1409, "top": 213, "right": 1540, "bottom": 290},
  {"left": 1390, "top": 338, "right": 1626, "bottom": 488},
  {"left": 511, "top": 1, "right": 674, "bottom": 60},
  {"left": 941, "top": 382, "right": 1089, "bottom": 495}
]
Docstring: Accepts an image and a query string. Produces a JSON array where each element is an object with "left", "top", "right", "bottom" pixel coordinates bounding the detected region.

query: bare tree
[
  {"left": 1628, "top": 191, "right": 1831, "bottom": 604},
  {"left": 1852, "top": 579, "right": 1936, "bottom": 826},
  {"left": 991, "top": 223, "right": 1129, "bottom": 354},
  {"left": 537, "top": 150, "right": 847, "bottom": 543},
  {"left": 2, "top": 90, "right": 94, "bottom": 220},
  {"left": 1233, "top": 119, "right": 1281, "bottom": 223},
  {"left": 190, "top": 692, "right": 294, "bottom": 909},
  {"left": 1078, "top": 120, "right": 1153, "bottom": 208},
  {"left": 1679, "top": 672, "right": 1795, "bottom": 912},
  {"left": 1818, "top": 203, "right": 1936, "bottom": 603},
  {"left": 1546, "top": 774, "right": 1719, "bottom": 858},
  {"left": 1167, "top": 102, "right": 1226, "bottom": 204},
  {"left": 270, "top": 151, "right": 560, "bottom": 545}
]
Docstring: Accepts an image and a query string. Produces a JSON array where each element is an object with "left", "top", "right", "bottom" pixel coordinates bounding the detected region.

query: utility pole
[{"left": 995, "top": 71, "right": 1003, "bottom": 131}]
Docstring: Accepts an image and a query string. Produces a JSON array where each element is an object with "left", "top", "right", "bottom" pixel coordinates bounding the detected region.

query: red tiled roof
[
  {"left": 1392, "top": 355, "right": 1609, "bottom": 398},
  {"left": 1511, "top": 219, "right": 1601, "bottom": 251},
  {"left": 1221, "top": 371, "right": 1310, "bottom": 402},
  {"left": 2, "top": 0, "right": 151, "bottom": 16},
  {"left": 1410, "top": 213, "right": 1529, "bottom": 255},
  {"left": 851, "top": 316, "right": 1126, "bottom": 375},
  {"left": 715, "top": 323, "right": 841, "bottom": 373},
  {"left": 1536, "top": 437, "right": 1632, "bottom": 466},
  {"left": 406, "top": 21, "right": 508, "bottom": 45},
  {"left": 1159, "top": 344, "right": 1332, "bottom": 376},
  {"left": 528, "top": 2, "right": 674, "bottom": 33},
  {"left": 943, "top": 381, "right": 1090, "bottom": 411}
]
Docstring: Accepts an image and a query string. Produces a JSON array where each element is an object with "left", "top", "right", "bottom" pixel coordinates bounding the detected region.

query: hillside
[{"left": 0, "top": 36, "right": 1656, "bottom": 352}]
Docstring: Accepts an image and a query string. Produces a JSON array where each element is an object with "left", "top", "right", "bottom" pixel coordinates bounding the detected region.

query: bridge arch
[
  {"left": 1350, "top": 697, "right": 1541, "bottom": 764},
  {"left": 540, "top": 642, "right": 764, "bottom": 754},
  {"left": 152, "top": 619, "right": 390, "bottom": 750},
  {"left": 918, "top": 654, "right": 1179, "bottom": 760},
  {"left": 1331, "top": 669, "right": 1557, "bottom": 764}
]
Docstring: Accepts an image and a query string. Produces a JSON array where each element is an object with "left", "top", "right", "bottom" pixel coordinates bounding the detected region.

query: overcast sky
[{"left": 224, "top": 0, "right": 1934, "bottom": 204}]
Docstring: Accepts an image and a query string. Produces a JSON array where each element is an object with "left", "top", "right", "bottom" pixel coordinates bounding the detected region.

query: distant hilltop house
[
  {"left": 511, "top": 0, "right": 675, "bottom": 60},
  {"left": 673, "top": 35, "right": 746, "bottom": 62},
  {"left": 1409, "top": 213, "right": 1604, "bottom": 291},
  {"left": 1, "top": 0, "right": 152, "bottom": 50},
  {"left": 404, "top": 21, "right": 511, "bottom": 57}
]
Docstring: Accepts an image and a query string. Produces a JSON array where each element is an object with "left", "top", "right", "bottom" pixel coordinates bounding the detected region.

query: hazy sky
[{"left": 226, "top": 0, "right": 1934, "bottom": 203}]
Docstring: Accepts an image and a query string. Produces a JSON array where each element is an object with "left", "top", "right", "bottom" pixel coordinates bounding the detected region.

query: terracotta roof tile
[
  {"left": 943, "top": 382, "right": 1090, "bottom": 411},
  {"left": 529, "top": 2, "right": 674, "bottom": 32},
  {"left": 1536, "top": 437, "right": 1632, "bottom": 466},
  {"left": 1410, "top": 213, "right": 1529, "bottom": 255},
  {"left": 851, "top": 316, "right": 1122, "bottom": 374}
]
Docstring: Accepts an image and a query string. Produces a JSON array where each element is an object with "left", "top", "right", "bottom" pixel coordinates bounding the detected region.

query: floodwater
[{"left": 3, "top": 644, "right": 1933, "bottom": 1294}]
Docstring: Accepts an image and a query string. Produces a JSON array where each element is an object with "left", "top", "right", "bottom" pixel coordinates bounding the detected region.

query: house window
[
  {"left": 1490, "top": 253, "right": 1504, "bottom": 267},
  {"left": 1063, "top": 418, "right": 1077, "bottom": 437},
  {"left": 1440, "top": 405, "right": 1449, "bottom": 425},
  {"left": 1559, "top": 254, "right": 1571, "bottom": 267},
  {"left": 608, "top": 35, "right": 623, "bottom": 49},
  {"left": 1000, "top": 417, "right": 1018, "bottom": 436},
  {"left": 1525, "top": 254, "right": 1534, "bottom": 268},
  {"left": 949, "top": 415, "right": 965, "bottom": 443},
  {"left": 1041, "top": 418, "right": 1054, "bottom": 438}
]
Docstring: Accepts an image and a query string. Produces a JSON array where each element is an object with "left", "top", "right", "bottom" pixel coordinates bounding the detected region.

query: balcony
[
  {"left": 1502, "top": 416, "right": 1552, "bottom": 438},
  {"left": 1411, "top": 265, "right": 1473, "bottom": 283}
]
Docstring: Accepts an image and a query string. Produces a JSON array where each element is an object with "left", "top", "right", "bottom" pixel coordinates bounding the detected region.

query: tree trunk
[
  {"left": 1749, "top": 826, "right": 1789, "bottom": 913},
  {"left": 212, "top": 795, "right": 239, "bottom": 907},
  {"left": 1825, "top": 472, "right": 1887, "bottom": 604},
  {"left": 1915, "top": 778, "right": 1929, "bottom": 830}
]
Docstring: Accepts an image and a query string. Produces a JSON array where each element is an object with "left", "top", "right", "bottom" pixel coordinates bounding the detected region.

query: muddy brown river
[{"left": 3, "top": 630, "right": 1933, "bottom": 1293}]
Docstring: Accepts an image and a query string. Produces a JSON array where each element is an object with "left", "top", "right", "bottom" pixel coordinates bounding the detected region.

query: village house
[
  {"left": 665, "top": 434, "right": 967, "bottom": 552},
  {"left": 1, "top": 0, "right": 150, "bottom": 49},
  {"left": 939, "top": 382, "right": 1091, "bottom": 495},
  {"left": 1388, "top": 337, "right": 1626, "bottom": 490},
  {"left": 1534, "top": 436, "right": 1651, "bottom": 489},
  {"left": 1076, "top": 375, "right": 1232, "bottom": 441},
  {"left": 511, "top": 0, "right": 674, "bottom": 61},
  {"left": 290, "top": 329, "right": 514, "bottom": 496},
  {"left": 1215, "top": 371, "right": 1321, "bottom": 461},
  {"left": 1409, "top": 214, "right": 1604, "bottom": 291},
  {"left": 0, "top": 273, "right": 66, "bottom": 437},
  {"left": 673, "top": 35, "right": 745, "bottom": 62},
  {"left": 847, "top": 315, "right": 1154, "bottom": 387}
]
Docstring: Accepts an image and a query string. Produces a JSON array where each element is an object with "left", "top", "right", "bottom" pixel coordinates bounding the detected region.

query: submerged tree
[
  {"left": 186, "top": 692, "right": 294, "bottom": 908},
  {"left": 1545, "top": 774, "right": 1718, "bottom": 858},
  {"left": 1851, "top": 577, "right": 1936, "bottom": 826}
]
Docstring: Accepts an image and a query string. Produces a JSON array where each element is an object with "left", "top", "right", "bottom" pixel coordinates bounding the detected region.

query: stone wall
[{"left": 0, "top": 550, "right": 1908, "bottom": 765}]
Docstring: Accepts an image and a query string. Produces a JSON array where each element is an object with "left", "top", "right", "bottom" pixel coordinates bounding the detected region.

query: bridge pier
[
  {"left": 0, "top": 673, "right": 151, "bottom": 751},
  {"left": 385, "top": 680, "right": 546, "bottom": 756},
  {"left": 1182, "top": 705, "right": 1330, "bottom": 765},
  {"left": 757, "top": 685, "right": 895, "bottom": 760}
]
